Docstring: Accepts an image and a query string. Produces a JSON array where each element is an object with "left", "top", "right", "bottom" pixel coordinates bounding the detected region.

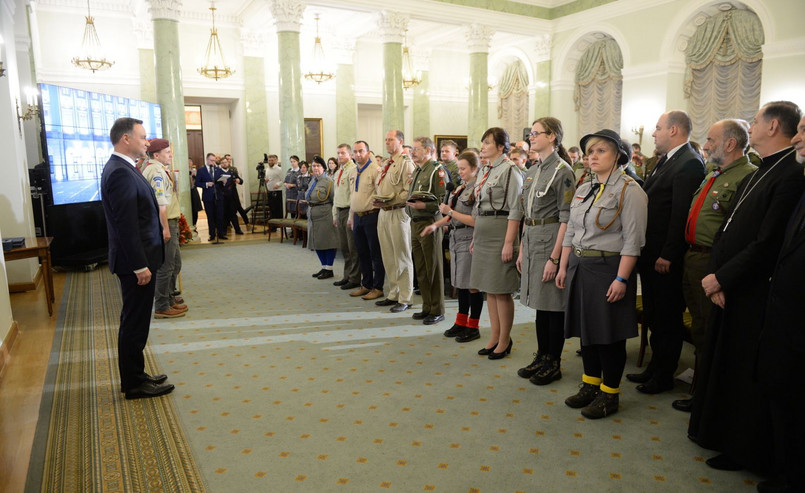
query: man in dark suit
[
  {"left": 628, "top": 110, "right": 705, "bottom": 394},
  {"left": 195, "top": 153, "right": 227, "bottom": 241},
  {"left": 101, "top": 117, "right": 174, "bottom": 400}
]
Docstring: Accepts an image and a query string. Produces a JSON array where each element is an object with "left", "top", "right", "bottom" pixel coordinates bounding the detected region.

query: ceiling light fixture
[
  {"left": 71, "top": 0, "right": 114, "bottom": 72},
  {"left": 304, "top": 14, "right": 334, "bottom": 84},
  {"left": 198, "top": 2, "right": 234, "bottom": 80},
  {"left": 402, "top": 29, "right": 421, "bottom": 90}
]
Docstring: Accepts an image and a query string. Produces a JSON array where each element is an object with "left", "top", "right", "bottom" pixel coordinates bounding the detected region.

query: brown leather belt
[
  {"left": 689, "top": 244, "right": 712, "bottom": 253},
  {"left": 355, "top": 209, "right": 379, "bottom": 216},
  {"left": 573, "top": 247, "right": 620, "bottom": 258},
  {"left": 309, "top": 203, "right": 330, "bottom": 207},
  {"left": 524, "top": 217, "right": 559, "bottom": 226},
  {"left": 477, "top": 210, "right": 510, "bottom": 217},
  {"left": 382, "top": 203, "right": 406, "bottom": 211}
]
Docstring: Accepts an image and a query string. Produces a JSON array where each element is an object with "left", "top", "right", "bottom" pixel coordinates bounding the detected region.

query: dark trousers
[
  {"left": 154, "top": 219, "right": 179, "bottom": 311},
  {"left": 203, "top": 197, "right": 225, "bottom": 238},
  {"left": 117, "top": 272, "right": 156, "bottom": 391},
  {"left": 353, "top": 212, "right": 384, "bottom": 290},
  {"left": 411, "top": 218, "right": 444, "bottom": 316},
  {"left": 336, "top": 207, "right": 361, "bottom": 284},
  {"left": 223, "top": 195, "right": 243, "bottom": 233},
  {"left": 639, "top": 259, "right": 685, "bottom": 384},
  {"left": 267, "top": 191, "right": 283, "bottom": 221}
]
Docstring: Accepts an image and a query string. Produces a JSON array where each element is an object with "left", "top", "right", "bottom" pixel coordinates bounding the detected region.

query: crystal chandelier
[
  {"left": 71, "top": 0, "right": 114, "bottom": 72},
  {"left": 402, "top": 30, "right": 421, "bottom": 90},
  {"left": 304, "top": 15, "right": 334, "bottom": 84},
  {"left": 198, "top": 3, "right": 234, "bottom": 80}
]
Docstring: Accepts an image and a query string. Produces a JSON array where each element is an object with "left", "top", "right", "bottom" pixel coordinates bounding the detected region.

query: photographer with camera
[{"left": 261, "top": 154, "right": 284, "bottom": 227}]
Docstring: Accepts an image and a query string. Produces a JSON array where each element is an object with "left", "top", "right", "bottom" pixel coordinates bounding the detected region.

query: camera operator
[
  {"left": 223, "top": 154, "right": 249, "bottom": 225},
  {"left": 262, "top": 154, "right": 284, "bottom": 229},
  {"left": 220, "top": 157, "right": 244, "bottom": 235}
]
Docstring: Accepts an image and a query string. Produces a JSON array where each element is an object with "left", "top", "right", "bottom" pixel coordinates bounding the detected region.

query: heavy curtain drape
[
  {"left": 574, "top": 38, "right": 623, "bottom": 137},
  {"left": 498, "top": 60, "right": 530, "bottom": 142},
  {"left": 685, "top": 9, "right": 763, "bottom": 143}
]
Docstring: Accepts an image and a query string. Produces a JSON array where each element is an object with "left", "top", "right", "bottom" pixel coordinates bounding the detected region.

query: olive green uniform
[
  {"left": 682, "top": 155, "right": 757, "bottom": 354},
  {"left": 441, "top": 159, "right": 461, "bottom": 188},
  {"left": 408, "top": 160, "right": 447, "bottom": 316}
]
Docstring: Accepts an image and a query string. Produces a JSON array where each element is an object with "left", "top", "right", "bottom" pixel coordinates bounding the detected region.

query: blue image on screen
[{"left": 40, "top": 83, "right": 162, "bottom": 205}]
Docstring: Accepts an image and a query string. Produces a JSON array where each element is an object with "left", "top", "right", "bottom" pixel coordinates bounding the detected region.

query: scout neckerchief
[
  {"left": 305, "top": 176, "right": 318, "bottom": 201},
  {"left": 378, "top": 157, "right": 394, "bottom": 184},
  {"left": 354, "top": 158, "right": 373, "bottom": 191}
]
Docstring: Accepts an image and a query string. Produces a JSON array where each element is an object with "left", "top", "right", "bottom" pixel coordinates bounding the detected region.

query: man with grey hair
[
  {"left": 671, "top": 119, "right": 756, "bottom": 413},
  {"left": 691, "top": 101, "right": 805, "bottom": 475},
  {"left": 627, "top": 110, "right": 705, "bottom": 394}
]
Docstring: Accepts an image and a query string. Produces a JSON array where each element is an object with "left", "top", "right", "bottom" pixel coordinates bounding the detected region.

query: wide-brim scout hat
[{"left": 579, "top": 129, "right": 631, "bottom": 166}]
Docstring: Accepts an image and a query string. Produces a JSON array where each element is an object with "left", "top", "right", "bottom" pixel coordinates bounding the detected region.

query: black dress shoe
[
  {"left": 455, "top": 329, "right": 480, "bottom": 343},
  {"left": 340, "top": 282, "right": 361, "bottom": 290},
  {"left": 478, "top": 344, "right": 497, "bottom": 356},
  {"left": 705, "top": 454, "right": 742, "bottom": 471},
  {"left": 626, "top": 369, "right": 653, "bottom": 383},
  {"left": 412, "top": 311, "right": 428, "bottom": 320},
  {"left": 124, "top": 381, "right": 175, "bottom": 400},
  {"left": 488, "top": 339, "right": 513, "bottom": 360},
  {"left": 444, "top": 324, "right": 466, "bottom": 337},
  {"left": 219, "top": 235, "right": 229, "bottom": 240},
  {"left": 235, "top": 230, "right": 244, "bottom": 235},
  {"left": 333, "top": 279, "right": 348, "bottom": 286},
  {"left": 208, "top": 236, "right": 216, "bottom": 241},
  {"left": 120, "top": 373, "right": 169, "bottom": 393},
  {"left": 317, "top": 270, "right": 334, "bottom": 279},
  {"left": 390, "top": 303, "right": 410, "bottom": 313},
  {"left": 312, "top": 269, "right": 326, "bottom": 277},
  {"left": 636, "top": 378, "right": 675, "bottom": 394},
  {"left": 375, "top": 298, "right": 398, "bottom": 307},
  {"left": 423, "top": 314, "right": 445, "bottom": 325},
  {"left": 672, "top": 398, "right": 693, "bottom": 412}
]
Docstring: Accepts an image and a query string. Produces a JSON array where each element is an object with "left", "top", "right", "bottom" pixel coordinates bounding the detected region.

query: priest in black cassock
[
  {"left": 689, "top": 101, "right": 805, "bottom": 475},
  {"left": 755, "top": 115, "right": 805, "bottom": 493}
]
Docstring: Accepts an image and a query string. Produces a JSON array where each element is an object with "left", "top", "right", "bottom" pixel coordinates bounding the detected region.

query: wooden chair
[
  {"left": 292, "top": 200, "right": 309, "bottom": 247},
  {"left": 267, "top": 199, "right": 297, "bottom": 243}
]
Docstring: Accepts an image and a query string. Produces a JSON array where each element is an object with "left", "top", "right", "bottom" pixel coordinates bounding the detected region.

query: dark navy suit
[
  {"left": 101, "top": 153, "right": 164, "bottom": 391},
  {"left": 195, "top": 164, "right": 226, "bottom": 238}
]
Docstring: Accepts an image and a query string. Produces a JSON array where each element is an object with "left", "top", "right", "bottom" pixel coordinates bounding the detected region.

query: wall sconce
[
  {"left": 631, "top": 124, "right": 644, "bottom": 148},
  {"left": 17, "top": 87, "right": 40, "bottom": 134}
]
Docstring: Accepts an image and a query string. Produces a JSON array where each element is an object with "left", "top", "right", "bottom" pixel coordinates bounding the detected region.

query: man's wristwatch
[
  {"left": 548, "top": 257, "right": 559, "bottom": 265},
  {"left": 447, "top": 210, "right": 454, "bottom": 217}
]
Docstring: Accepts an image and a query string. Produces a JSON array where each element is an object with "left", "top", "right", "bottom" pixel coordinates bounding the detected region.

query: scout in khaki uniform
[
  {"left": 671, "top": 119, "right": 757, "bottom": 413},
  {"left": 408, "top": 137, "right": 448, "bottom": 324}
]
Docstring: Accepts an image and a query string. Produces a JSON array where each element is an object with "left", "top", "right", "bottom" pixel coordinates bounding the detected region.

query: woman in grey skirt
[
  {"left": 422, "top": 150, "right": 484, "bottom": 343},
  {"left": 470, "top": 128, "right": 524, "bottom": 359},
  {"left": 556, "top": 129, "right": 647, "bottom": 419},
  {"left": 515, "top": 117, "right": 576, "bottom": 385},
  {"left": 307, "top": 157, "right": 340, "bottom": 279}
]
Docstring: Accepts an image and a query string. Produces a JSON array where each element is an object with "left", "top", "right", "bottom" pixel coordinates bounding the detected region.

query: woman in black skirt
[{"left": 556, "top": 129, "right": 647, "bottom": 419}]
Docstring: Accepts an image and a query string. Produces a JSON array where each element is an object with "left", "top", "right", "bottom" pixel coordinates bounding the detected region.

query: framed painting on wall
[
  {"left": 304, "top": 118, "right": 323, "bottom": 163},
  {"left": 434, "top": 135, "right": 469, "bottom": 154}
]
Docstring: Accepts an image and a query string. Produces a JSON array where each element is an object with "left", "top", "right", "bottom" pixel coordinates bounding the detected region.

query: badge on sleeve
[
  {"left": 438, "top": 170, "right": 445, "bottom": 178},
  {"left": 564, "top": 190, "right": 573, "bottom": 204}
]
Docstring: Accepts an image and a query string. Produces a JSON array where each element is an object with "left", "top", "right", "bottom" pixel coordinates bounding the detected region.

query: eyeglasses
[{"left": 529, "top": 131, "right": 550, "bottom": 137}]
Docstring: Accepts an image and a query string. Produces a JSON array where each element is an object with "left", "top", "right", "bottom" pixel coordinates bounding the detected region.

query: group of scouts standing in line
[{"left": 285, "top": 100, "right": 804, "bottom": 493}]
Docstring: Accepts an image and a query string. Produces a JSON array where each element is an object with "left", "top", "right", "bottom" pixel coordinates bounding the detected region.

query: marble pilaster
[
  {"left": 138, "top": 49, "right": 156, "bottom": 102},
  {"left": 534, "top": 60, "right": 551, "bottom": 120},
  {"left": 412, "top": 71, "right": 430, "bottom": 139},
  {"left": 270, "top": 0, "right": 306, "bottom": 165},
  {"left": 466, "top": 24, "right": 494, "bottom": 148},
  {"left": 243, "top": 56, "right": 269, "bottom": 194},
  {"left": 379, "top": 11, "right": 408, "bottom": 134},
  {"left": 336, "top": 63, "right": 357, "bottom": 146},
  {"left": 149, "top": 0, "right": 191, "bottom": 222}
]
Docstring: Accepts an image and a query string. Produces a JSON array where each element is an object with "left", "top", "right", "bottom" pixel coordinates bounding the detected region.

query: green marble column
[
  {"left": 383, "top": 41, "right": 404, "bottom": 133},
  {"left": 336, "top": 63, "right": 357, "bottom": 146},
  {"left": 152, "top": 16, "right": 190, "bottom": 222},
  {"left": 534, "top": 60, "right": 551, "bottom": 119},
  {"left": 468, "top": 52, "right": 488, "bottom": 148},
  {"left": 277, "top": 31, "right": 306, "bottom": 164},
  {"left": 413, "top": 71, "right": 430, "bottom": 138},
  {"left": 139, "top": 48, "right": 156, "bottom": 102},
  {"left": 244, "top": 55, "right": 269, "bottom": 194}
]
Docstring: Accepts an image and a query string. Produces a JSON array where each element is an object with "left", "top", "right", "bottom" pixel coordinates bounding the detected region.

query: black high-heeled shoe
[
  {"left": 478, "top": 343, "right": 498, "bottom": 356},
  {"left": 488, "top": 339, "right": 513, "bottom": 360}
]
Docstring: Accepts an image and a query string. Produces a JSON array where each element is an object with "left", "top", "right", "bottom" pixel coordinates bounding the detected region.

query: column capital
[
  {"left": 134, "top": 19, "right": 154, "bottom": 49},
  {"left": 241, "top": 27, "right": 266, "bottom": 58},
  {"left": 147, "top": 0, "right": 182, "bottom": 22},
  {"left": 270, "top": 0, "right": 306, "bottom": 33},
  {"left": 377, "top": 11, "right": 409, "bottom": 44},
  {"left": 331, "top": 38, "right": 357, "bottom": 66},
  {"left": 465, "top": 24, "right": 494, "bottom": 53},
  {"left": 534, "top": 34, "right": 552, "bottom": 62}
]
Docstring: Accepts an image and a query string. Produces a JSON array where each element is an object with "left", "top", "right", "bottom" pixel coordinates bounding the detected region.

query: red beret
[{"left": 148, "top": 138, "right": 170, "bottom": 154}]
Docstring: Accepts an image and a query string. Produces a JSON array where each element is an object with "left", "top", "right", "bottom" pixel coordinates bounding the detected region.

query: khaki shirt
[
  {"left": 474, "top": 155, "right": 524, "bottom": 221},
  {"left": 142, "top": 160, "right": 181, "bottom": 219},
  {"left": 687, "top": 155, "right": 757, "bottom": 247},
  {"left": 407, "top": 160, "right": 447, "bottom": 218},
  {"left": 332, "top": 159, "right": 356, "bottom": 220},
  {"left": 564, "top": 171, "right": 648, "bottom": 256},
  {"left": 349, "top": 159, "right": 381, "bottom": 213},
  {"left": 513, "top": 152, "right": 575, "bottom": 224},
  {"left": 376, "top": 151, "right": 415, "bottom": 206}
]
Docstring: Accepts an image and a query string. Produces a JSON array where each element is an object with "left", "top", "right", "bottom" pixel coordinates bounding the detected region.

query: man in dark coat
[
  {"left": 628, "top": 110, "right": 705, "bottom": 394},
  {"left": 195, "top": 153, "right": 227, "bottom": 241},
  {"left": 101, "top": 117, "right": 174, "bottom": 400},
  {"left": 691, "top": 101, "right": 805, "bottom": 475},
  {"left": 754, "top": 115, "right": 805, "bottom": 493}
]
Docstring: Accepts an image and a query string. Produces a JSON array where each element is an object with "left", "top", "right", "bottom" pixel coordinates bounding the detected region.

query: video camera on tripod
[{"left": 256, "top": 153, "right": 268, "bottom": 181}]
